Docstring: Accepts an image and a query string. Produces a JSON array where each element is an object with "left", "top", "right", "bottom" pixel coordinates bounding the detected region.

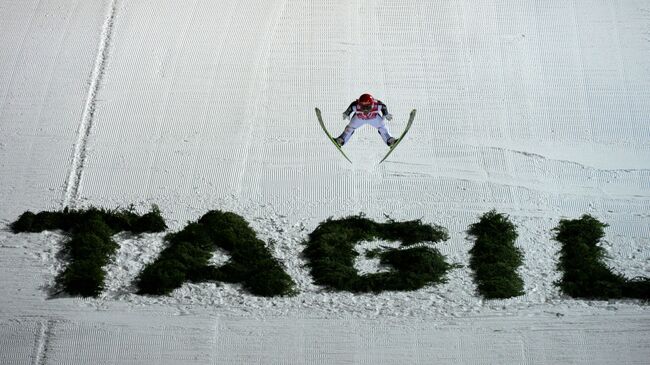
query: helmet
[{"left": 358, "top": 94, "right": 374, "bottom": 106}]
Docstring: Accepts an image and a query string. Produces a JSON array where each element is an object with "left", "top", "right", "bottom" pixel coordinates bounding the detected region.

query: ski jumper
[{"left": 337, "top": 100, "right": 393, "bottom": 145}]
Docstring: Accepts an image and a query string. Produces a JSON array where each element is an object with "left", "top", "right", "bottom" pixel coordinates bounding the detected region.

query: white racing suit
[{"left": 337, "top": 100, "right": 393, "bottom": 145}]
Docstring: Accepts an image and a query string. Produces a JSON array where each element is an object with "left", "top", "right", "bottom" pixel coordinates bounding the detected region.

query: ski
[
  {"left": 379, "top": 109, "right": 416, "bottom": 164},
  {"left": 315, "top": 107, "right": 352, "bottom": 163}
]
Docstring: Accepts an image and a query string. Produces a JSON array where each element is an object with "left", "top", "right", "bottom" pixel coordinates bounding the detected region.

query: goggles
[{"left": 359, "top": 103, "right": 373, "bottom": 112}]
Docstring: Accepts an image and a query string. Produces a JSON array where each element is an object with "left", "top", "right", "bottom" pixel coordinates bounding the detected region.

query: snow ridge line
[
  {"left": 62, "top": 0, "right": 119, "bottom": 209},
  {"left": 234, "top": 0, "right": 287, "bottom": 198}
]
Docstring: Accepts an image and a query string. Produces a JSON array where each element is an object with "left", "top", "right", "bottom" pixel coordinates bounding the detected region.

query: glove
[
  {"left": 343, "top": 113, "right": 350, "bottom": 120},
  {"left": 385, "top": 113, "right": 393, "bottom": 121}
]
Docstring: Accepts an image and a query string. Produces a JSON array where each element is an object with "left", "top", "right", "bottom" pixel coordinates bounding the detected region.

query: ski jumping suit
[{"left": 337, "top": 100, "right": 393, "bottom": 145}]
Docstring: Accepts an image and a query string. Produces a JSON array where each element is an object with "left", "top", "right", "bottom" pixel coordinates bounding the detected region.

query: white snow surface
[{"left": 1, "top": 0, "right": 649, "bottom": 363}]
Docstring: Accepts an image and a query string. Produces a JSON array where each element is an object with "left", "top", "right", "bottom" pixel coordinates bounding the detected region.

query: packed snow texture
[{"left": 1, "top": 0, "right": 649, "bottom": 363}]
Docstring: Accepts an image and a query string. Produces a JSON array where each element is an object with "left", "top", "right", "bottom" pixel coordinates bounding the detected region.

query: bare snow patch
[{"left": 354, "top": 240, "right": 401, "bottom": 275}]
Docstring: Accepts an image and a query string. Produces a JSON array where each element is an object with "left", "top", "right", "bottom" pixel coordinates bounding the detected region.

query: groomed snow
[{"left": 1, "top": 0, "right": 649, "bottom": 363}]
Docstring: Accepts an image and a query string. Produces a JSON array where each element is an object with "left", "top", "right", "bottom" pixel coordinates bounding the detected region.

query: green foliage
[
  {"left": 11, "top": 206, "right": 167, "bottom": 298},
  {"left": 381, "top": 218, "right": 450, "bottom": 246},
  {"left": 62, "top": 232, "right": 118, "bottom": 263},
  {"left": 623, "top": 278, "right": 650, "bottom": 299},
  {"left": 467, "top": 210, "right": 524, "bottom": 299},
  {"left": 11, "top": 211, "right": 65, "bottom": 233},
  {"left": 57, "top": 260, "right": 107, "bottom": 297},
  {"left": 136, "top": 210, "right": 295, "bottom": 297},
  {"left": 303, "top": 214, "right": 452, "bottom": 293},
  {"left": 137, "top": 259, "right": 188, "bottom": 296},
  {"left": 553, "top": 215, "right": 649, "bottom": 300},
  {"left": 554, "top": 215, "right": 622, "bottom": 299},
  {"left": 101, "top": 205, "right": 168, "bottom": 234},
  {"left": 11, "top": 205, "right": 167, "bottom": 235}
]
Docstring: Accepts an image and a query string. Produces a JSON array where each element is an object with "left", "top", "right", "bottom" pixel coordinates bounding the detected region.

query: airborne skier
[
  {"left": 334, "top": 94, "right": 397, "bottom": 147},
  {"left": 314, "top": 97, "right": 415, "bottom": 164}
]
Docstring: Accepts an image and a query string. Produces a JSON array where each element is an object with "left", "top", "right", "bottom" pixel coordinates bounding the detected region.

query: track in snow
[
  {"left": 62, "top": 0, "right": 119, "bottom": 209},
  {"left": 2, "top": 312, "right": 649, "bottom": 365}
]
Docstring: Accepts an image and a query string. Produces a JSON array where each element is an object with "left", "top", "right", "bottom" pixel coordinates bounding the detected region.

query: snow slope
[{"left": 1, "top": 0, "right": 649, "bottom": 363}]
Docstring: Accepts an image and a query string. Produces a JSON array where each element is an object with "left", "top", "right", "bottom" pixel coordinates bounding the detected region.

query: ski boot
[
  {"left": 386, "top": 137, "right": 398, "bottom": 147},
  {"left": 334, "top": 137, "right": 345, "bottom": 146}
]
